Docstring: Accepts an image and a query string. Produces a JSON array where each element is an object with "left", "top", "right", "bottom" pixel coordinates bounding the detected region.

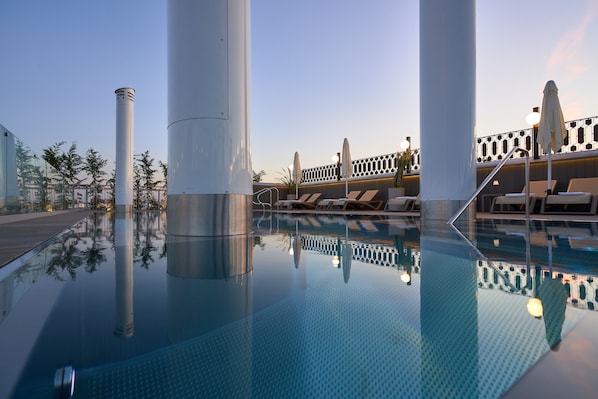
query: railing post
[{"left": 447, "top": 147, "right": 530, "bottom": 225}]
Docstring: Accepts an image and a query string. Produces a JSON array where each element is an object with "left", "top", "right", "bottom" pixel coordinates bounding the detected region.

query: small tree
[
  {"left": 107, "top": 169, "right": 116, "bottom": 210},
  {"left": 42, "top": 141, "right": 83, "bottom": 208},
  {"left": 393, "top": 148, "right": 411, "bottom": 188},
  {"left": 133, "top": 163, "right": 143, "bottom": 210},
  {"left": 135, "top": 151, "right": 158, "bottom": 209},
  {"left": 253, "top": 169, "right": 266, "bottom": 183},
  {"left": 82, "top": 148, "right": 107, "bottom": 209},
  {"left": 159, "top": 160, "right": 168, "bottom": 189},
  {"left": 15, "top": 139, "right": 35, "bottom": 208},
  {"left": 277, "top": 168, "right": 295, "bottom": 194}
]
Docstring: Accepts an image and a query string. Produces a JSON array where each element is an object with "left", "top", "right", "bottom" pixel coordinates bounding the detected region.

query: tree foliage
[
  {"left": 82, "top": 148, "right": 107, "bottom": 209},
  {"left": 135, "top": 151, "right": 159, "bottom": 209},
  {"left": 253, "top": 169, "right": 266, "bottom": 183},
  {"left": 42, "top": 141, "right": 83, "bottom": 207}
]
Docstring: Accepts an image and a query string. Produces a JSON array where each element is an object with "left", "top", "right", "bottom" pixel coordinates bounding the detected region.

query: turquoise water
[{"left": 1, "top": 212, "right": 597, "bottom": 398}]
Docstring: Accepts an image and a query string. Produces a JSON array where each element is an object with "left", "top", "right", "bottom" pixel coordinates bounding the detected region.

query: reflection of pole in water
[
  {"left": 166, "top": 234, "right": 253, "bottom": 397},
  {"left": 420, "top": 220, "right": 479, "bottom": 398},
  {"left": 114, "top": 216, "right": 134, "bottom": 338}
]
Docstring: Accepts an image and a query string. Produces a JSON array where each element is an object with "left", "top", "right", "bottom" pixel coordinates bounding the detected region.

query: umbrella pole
[
  {"left": 548, "top": 234, "right": 553, "bottom": 274},
  {"left": 295, "top": 183, "right": 298, "bottom": 200},
  {"left": 345, "top": 179, "right": 348, "bottom": 198},
  {"left": 546, "top": 149, "right": 552, "bottom": 195}
]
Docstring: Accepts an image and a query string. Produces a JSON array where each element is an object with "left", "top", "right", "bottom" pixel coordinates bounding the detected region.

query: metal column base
[
  {"left": 168, "top": 194, "right": 252, "bottom": 236},
  {"left": 422, "top": 199, "right": 476, "bottom": 222},
  {"left": 114, "top": 204, "right": 133, "bottom": 216}
]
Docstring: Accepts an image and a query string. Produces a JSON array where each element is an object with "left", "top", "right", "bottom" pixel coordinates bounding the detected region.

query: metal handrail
[
  {"left": 253, "top": 187, "right": 279, "bottom": 210},
  {"left": 448, "top": 147, "right": 530, "bottom": 225}
]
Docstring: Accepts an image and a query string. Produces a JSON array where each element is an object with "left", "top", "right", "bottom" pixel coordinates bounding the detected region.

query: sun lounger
[
  {"left": 385, "top": 194, "right": 419, "bottom": 212},
  {"left": 275, "top": 193, "right": 310, "bottom": 209},
  {"left": 491, "top": 180, "right": 556, "bottom": 213},
  {"left": 329, "top": 190, "right": 382, "bottom": 210},
  {"left": 290, "top": 193, "right": 322, "bottom": 209},
  {"left": 541, "top": 177, "right": 598, "bottom": 214},
  {"left": 545, "top": 223, "right": 598, "bottom": 250},
  {"left": 316, "top": 191, "right": 361, "bottom": 210}
]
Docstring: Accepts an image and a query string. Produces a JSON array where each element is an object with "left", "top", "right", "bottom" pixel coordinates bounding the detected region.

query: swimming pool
[{"left": 1, "top": 212, "right": 597, "bottom": 398}]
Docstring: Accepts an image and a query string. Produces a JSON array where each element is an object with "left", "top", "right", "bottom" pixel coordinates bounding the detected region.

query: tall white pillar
[
  {"left": 115, "top": 88, "right": 135, "bottom": 215},
  {"left": 0, "top": 127, "right": 18, "bottom": 210},
  {"left": 420, "top": 0, "right": 476, "bottom": 221},
  {"left": 167, "top": 0, "right": 252, "bottom": 236}
]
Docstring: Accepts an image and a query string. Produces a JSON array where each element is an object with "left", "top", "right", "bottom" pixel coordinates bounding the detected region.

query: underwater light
[{"left": 54, "top": 365, "right": 75, "bottom": 398}]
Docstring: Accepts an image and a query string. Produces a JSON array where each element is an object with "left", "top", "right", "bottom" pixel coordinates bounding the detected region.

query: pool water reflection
[{"left": 1, "top": 212, "right": 597, "bottom": 398}]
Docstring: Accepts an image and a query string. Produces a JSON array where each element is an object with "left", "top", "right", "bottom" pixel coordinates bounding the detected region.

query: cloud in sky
[{"left": 546, "top": 0, "right": 598, "bottom": 81}]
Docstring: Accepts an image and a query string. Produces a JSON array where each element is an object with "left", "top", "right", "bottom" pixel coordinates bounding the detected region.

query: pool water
[{"left": 1, "top": 212, "right": 597, "bottom": 398}]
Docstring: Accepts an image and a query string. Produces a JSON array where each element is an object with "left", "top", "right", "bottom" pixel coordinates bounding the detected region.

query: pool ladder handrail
[
  {"left": 448, "top": 219, "right": 526, "bottom": 293},
  {"left": 448, "top": 147, "right": 531, "bottom": 225},
  {"left": 253, "top": 187, "right": 279, "bottom": 210}
]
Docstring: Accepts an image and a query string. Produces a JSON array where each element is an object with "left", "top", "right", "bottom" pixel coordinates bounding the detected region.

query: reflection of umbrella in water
[
  {"left": 538, "top": 276, "right": 568, "bottom": 351},
  {"left": 341, "top": 241, "right": 352, "bottom": 284},
  {"left": 341, "top": 138, "right": 352, "bottom": 198},
  {"left": 293, "top": 152, "right": 302, "bottom": 200},
  {"left": 537, "top": 80, "right": 566, "bottom": 195},
  {"left": 292, "top": 235, "right": 302, "bottom": 269},
  {"left": 394, "top": 235, "right": 412, "bottom": 285},
  {"left": 291, "top": 220, "right": 301, "bottom": 268}
]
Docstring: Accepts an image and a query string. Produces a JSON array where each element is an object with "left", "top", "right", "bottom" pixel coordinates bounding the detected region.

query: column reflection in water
[
  {"left": 167, "top": 234, "right": 253, "bottom": 341},
  {"left": 114, "top": 215, "right": 134, "bottom": 338},
  {"left": 166, "top": 234, "right": 253, "bottom": 397},
  {"left": 420, "top": 220, "right": 479, "bottom": 398}
]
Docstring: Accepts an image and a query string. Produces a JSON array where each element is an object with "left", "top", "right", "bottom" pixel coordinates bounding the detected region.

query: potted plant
[
  {"left": 277, "top": 167, "right": 296, "bottom": 199},
  {"left": 389, "top": 148, "right": 411, "bottom": 198}
]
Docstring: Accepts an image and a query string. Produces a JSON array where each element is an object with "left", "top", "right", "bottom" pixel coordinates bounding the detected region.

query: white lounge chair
[
  {"left": 275, "top": 193, "right": 310, "bottom": 209},
  {"left": 541, "top": 177, "right": 598, "bottom": 214},
  {"left": 289, "top": 193, "right": 322, "bottom": 209},
  {"left": 385, "top": 194, "right": 419, "bottom": 212},
  {"left": 491, "top": 180, "right": 556, "bottom": 213},
  {"left": 316, "top": 191, "right": 361, "bottom": 210},
  {"left": 330, "top": 190, "right": 382, "bottom": 210}
]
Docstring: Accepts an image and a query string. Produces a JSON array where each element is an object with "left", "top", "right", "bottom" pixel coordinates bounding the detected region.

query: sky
[{"left": 1, "top": 0, "right": 597, "bottom": 183}]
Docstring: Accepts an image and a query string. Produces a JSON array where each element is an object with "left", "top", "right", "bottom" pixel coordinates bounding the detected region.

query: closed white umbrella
[
  {"left": 341, "top": 138, "right": 352, "bottom": 197},
  {"left": 292, "top": 152, "right": 302, "bottom": 199},
  {"left": 537, "top": 81, "right": 566, "bottom": 194}
]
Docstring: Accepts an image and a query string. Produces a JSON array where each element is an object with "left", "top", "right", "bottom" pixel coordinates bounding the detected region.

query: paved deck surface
[
  {"left": 1, "top": 208, "right": 597, "bottom": 268},
  {"left": 0, "top": 210, "right": 94, "bottom": 267}
]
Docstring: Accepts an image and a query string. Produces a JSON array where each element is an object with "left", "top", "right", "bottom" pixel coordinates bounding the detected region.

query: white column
[
  {"left": 0, "top": 128, "right": 18, "bottom": 210},
  {"left": 167, "top": 0, "right": 252, "bottom": 236},
  {"left": 420, "top": 0, "right": 476, "bottom": 221},
  {"left": 115, "top": 88, "right": 135, "bottom": 215}
]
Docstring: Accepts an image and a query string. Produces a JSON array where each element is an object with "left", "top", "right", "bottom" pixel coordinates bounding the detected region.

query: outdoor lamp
[
  {"left": 332, "top": 255, "right": 340, "bottom": 267},
  {"left": 527, "top": 297, "right": 543, "bottom": 318},
  {"left": 400, "top": 272, "right": 411, "bottom": 284},
  {"left": 525, "top": 110, "right": 541, "bottom": 126},
  {"left": 400, "top": 263, "right": 412, "bottom": 285},
  {"left": 526, "top": 107, "right": 540, "bottom": 159},
  {"left": 332, "top": 152, "right": 341, "bottom": 181}
]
